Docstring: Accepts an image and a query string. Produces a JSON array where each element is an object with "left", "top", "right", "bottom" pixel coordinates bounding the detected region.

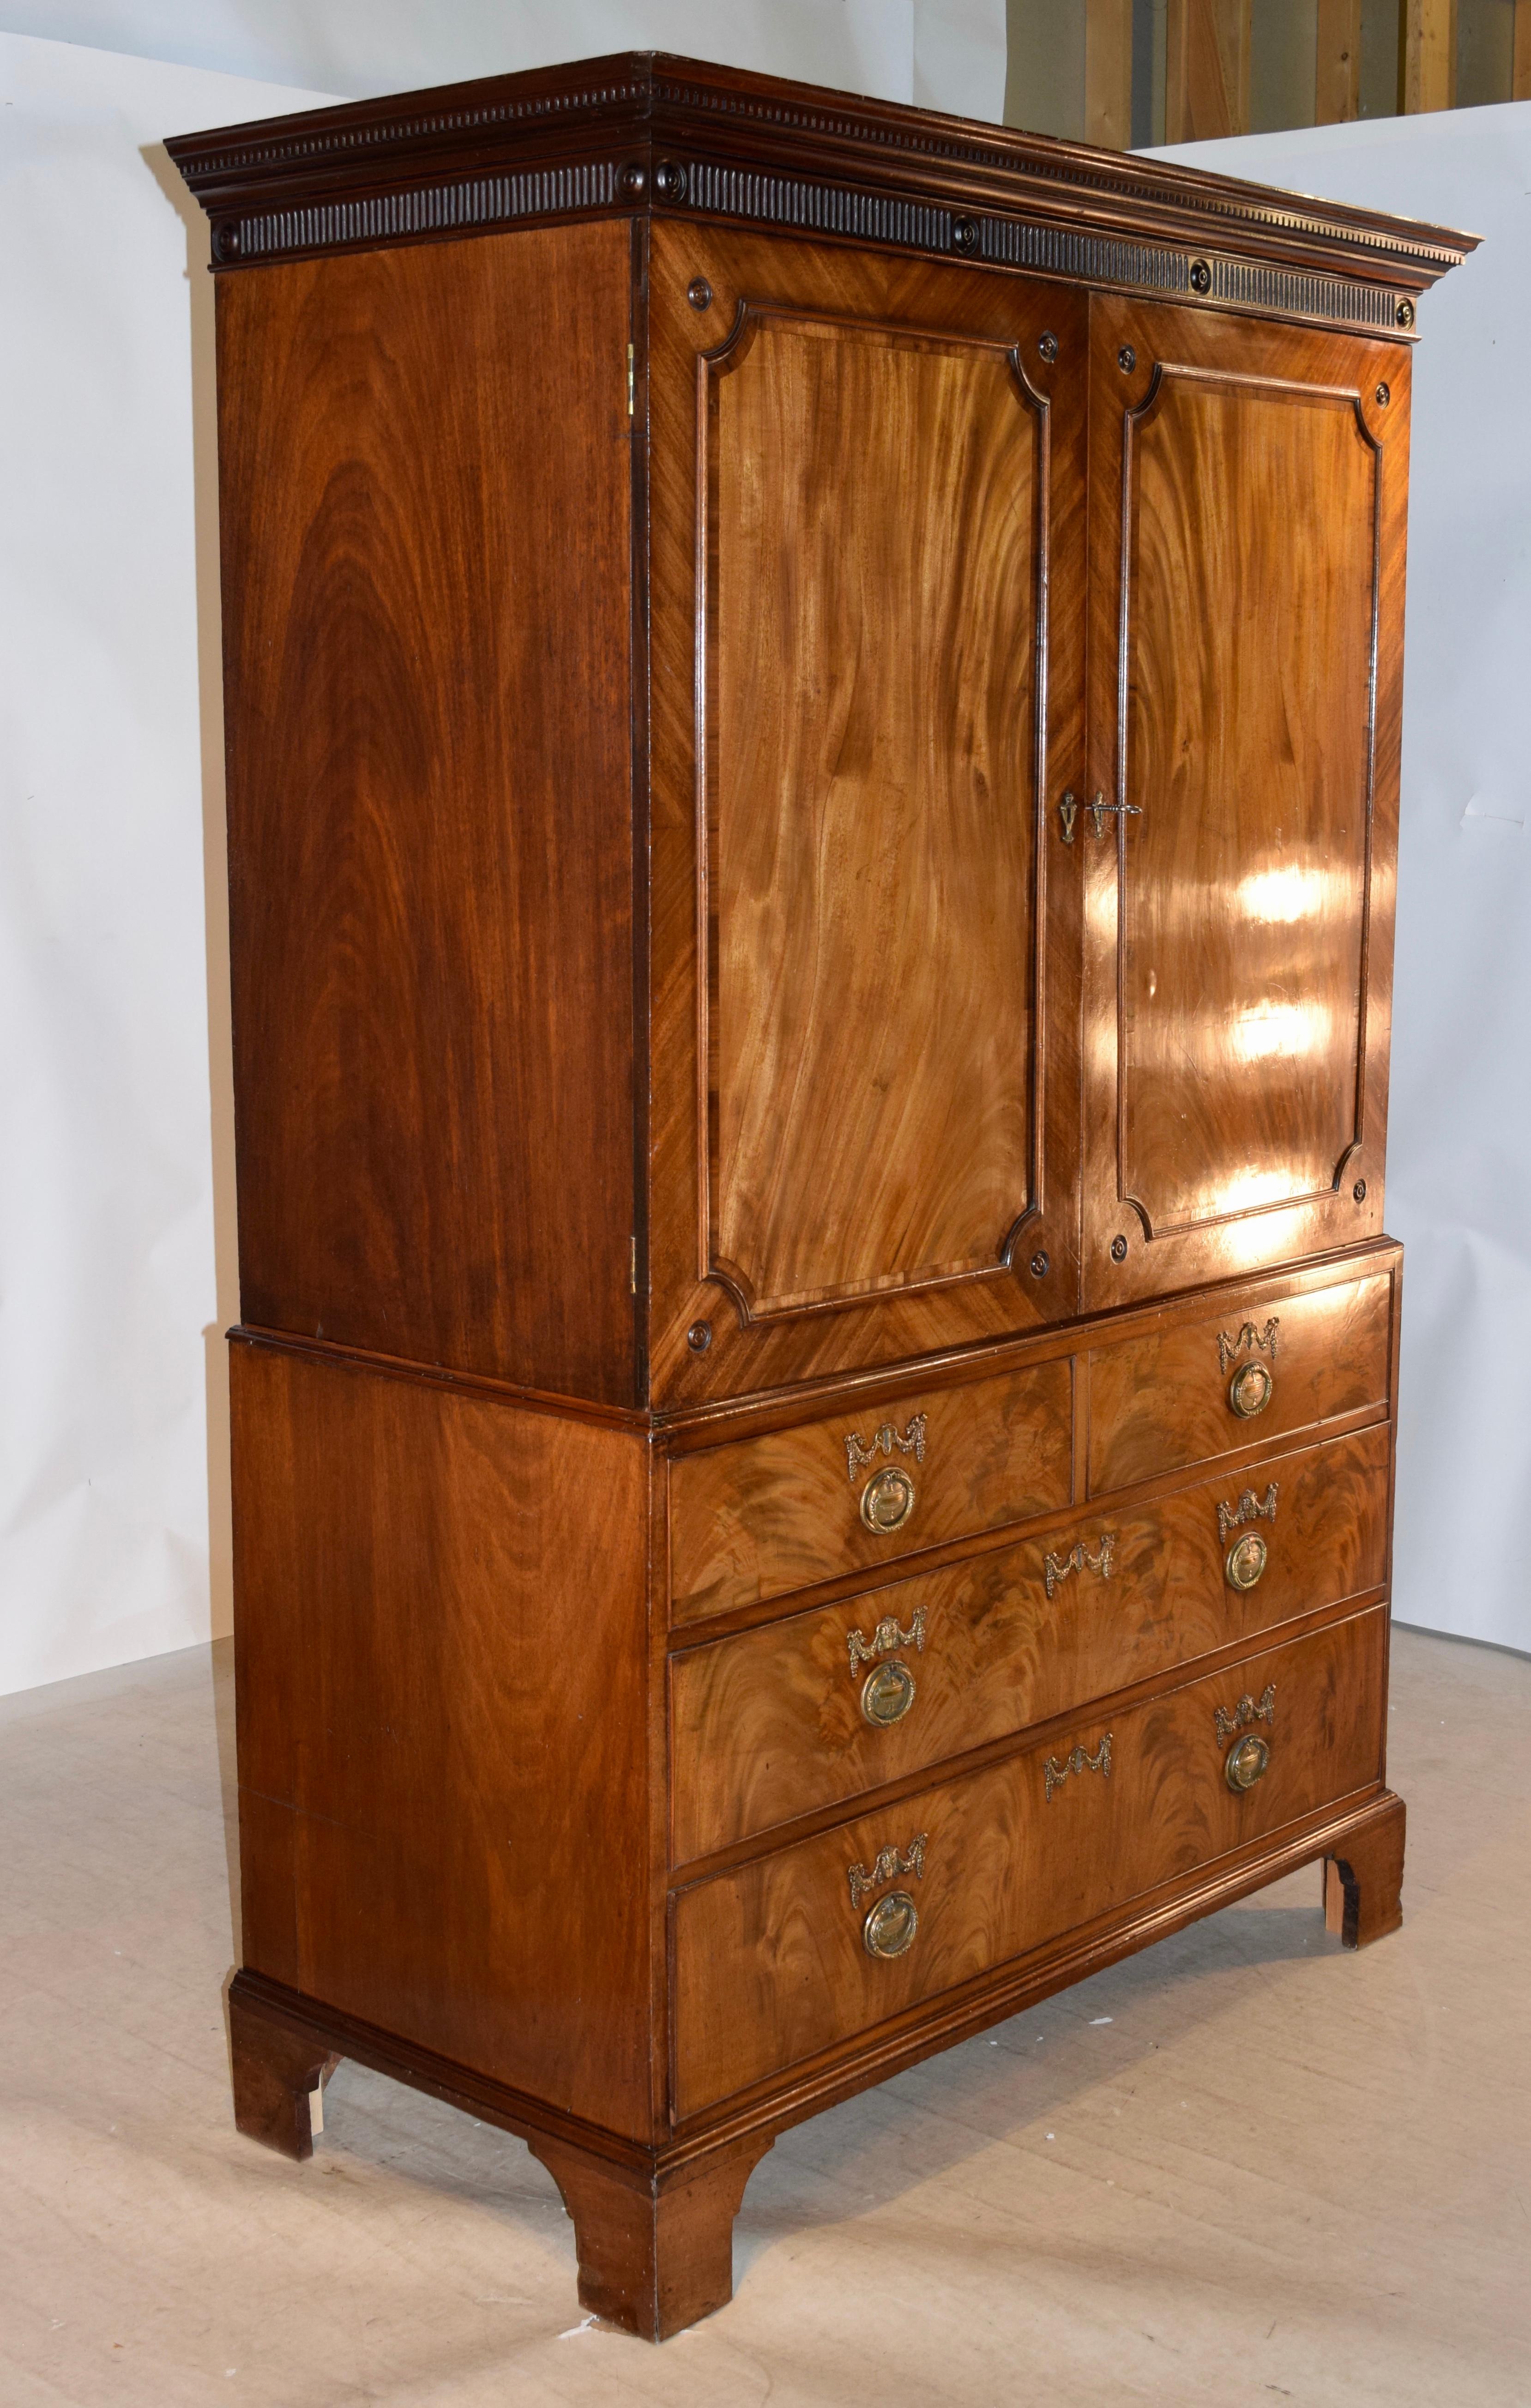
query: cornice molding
[{"left": 167, "top": 50, "right": 1476, "bottom": 319}]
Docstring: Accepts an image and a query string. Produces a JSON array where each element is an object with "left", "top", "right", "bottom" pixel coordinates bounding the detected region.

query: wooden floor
[{"left": 1, "top": 1624, "right": 1526, "bottom": 2405}]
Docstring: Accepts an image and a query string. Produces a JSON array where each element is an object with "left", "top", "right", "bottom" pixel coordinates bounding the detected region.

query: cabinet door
[
  {"left": 647, "top": 224, "right": 1086, "bottom": 1404},
  {"left": 1081, "top": 298, "right": 1406, "bottom": 1310}
]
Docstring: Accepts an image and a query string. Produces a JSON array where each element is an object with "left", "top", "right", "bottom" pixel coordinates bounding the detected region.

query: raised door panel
[
  {"left": 648, "top": 225, "right": 1087, "bottom": 1406},
  {"left": 1081, "top": 299, "right": 1408, "bottom": 1308}
]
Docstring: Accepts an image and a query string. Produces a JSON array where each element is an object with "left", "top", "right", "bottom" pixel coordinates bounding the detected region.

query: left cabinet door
[{"left": 645, "top": 224, "right": 1087, "bottom": 1405}]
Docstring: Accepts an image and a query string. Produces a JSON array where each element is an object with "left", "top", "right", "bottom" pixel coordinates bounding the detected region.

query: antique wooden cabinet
[{"left": 169, "top": 57, "right": 1472, "bottom": 2342}]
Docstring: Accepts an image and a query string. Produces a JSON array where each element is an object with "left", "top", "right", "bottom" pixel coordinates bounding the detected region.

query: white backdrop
[
  {"left": 1154, "top": 109, "right": 1531, "bottom": 1654},
  {"left": 0, "top": 24, "right": 1523, "bottom": 1696}
]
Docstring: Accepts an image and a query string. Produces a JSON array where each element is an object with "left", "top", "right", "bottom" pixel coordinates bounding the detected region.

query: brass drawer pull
[
  {"left": 1216, "top": 1682, "right": 1275, "bottom": 1788},
  {"left": 1220, "top": 1316, "right": 1279, "bottom": 1419},
  {"left": 863, "top": 1890, "right": 920, "bottom": 1958},
  {"left": 846, "top": 1414, "right": 925, "bottom": 1534},
  {"left": 1228, "top": 1360, "right": 1273, "bottom": 1418},
  {"left": 1219, "top": 1485, "right": 1278, "bottom": 1591},
  {"left": 847, "top": 1605, "right": 926, "bottom": 1726},
  {"left": 1043, "top": 1732, "right": 1112, "bottom": 1801},
  {"left": 860, "top": 1466, "right": 916, "bottom": 1533},
  {"left": 848, "top": 1833, "right": 928, "bottom": 1954},
  {"left": 1225, "top": 1733, "right": 1270, "bottom": 1791},
  {"left": 1043, "top": 1533, "right": 1115, "bottom": 1599}
]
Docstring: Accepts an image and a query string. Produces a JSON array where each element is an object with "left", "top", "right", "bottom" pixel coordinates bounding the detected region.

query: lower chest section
[{"left": 663, "top": 1251, "right": 1397, "bottom": 2128}]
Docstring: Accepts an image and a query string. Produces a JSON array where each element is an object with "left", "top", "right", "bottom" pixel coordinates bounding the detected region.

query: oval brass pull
[
  {"left": 1228, "top": 1359, "right": 1274, "bottom": 1418},
  {"left": 863, "top": 1889, "right": 919, "bottom": 1957},
  {"left": 1225, "top": 1733, "right": 1270, "bottom": 1792},
  {"left": 1225, "top": 1532, "right": 1268, "bottom": 1591},
  {"left": 860, "top": 1660, "right": 916, "bottom": 1727},
  {"left": 860, "top": 1465, "right": 916, "bottom": 1533}
]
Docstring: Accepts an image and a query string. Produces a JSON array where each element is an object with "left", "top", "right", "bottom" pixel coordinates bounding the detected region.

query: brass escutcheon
[
  {"left": 1228, "top": 1359, "right": 1274, "bottom": 1418},
  {"left": 1225, "top": 1733, "right": 1270, "bottom": 1792},
  {"left": 1225, "top": 1532, "right": 1268, "bottom": 1591},
  {"left": 861, "top": 1659, "right": 917, "bottom": 1727},
  {"left": 861, "top": 1466, "right": 916, "bottom": 1534},
  {"left": 863, "top": 1889, "right": 919, "bottom": 1958}
]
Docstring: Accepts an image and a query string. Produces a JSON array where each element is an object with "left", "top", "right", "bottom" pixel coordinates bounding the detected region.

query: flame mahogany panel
[
  {"left": 1081, "top": 298, "right": 1409, "bottom": 1310},
  {"left": 216, "top": 222, "right": 638, "bottom": 1401},
  {"left": 647, "top": 223, "right": 1088, "bottom": 1406},
  {"left": 704, "top": 307, "right": 1040, "bottom": 1317},
  {"left": 669, "top": 1419, "right": 1390, "bottom": 1864},
  {"left": 671, "top": 1606, "right": 1389, "bottom": 2119},
  {"left": 230, "top": 1339, "right": 656, "bottom": 2138}
]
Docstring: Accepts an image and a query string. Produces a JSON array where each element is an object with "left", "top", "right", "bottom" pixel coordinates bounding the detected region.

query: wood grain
[
  {"left": 705, "top": 307, "right": 1040, "bottom": 1317},
  {"left": 647, "top": 224, "right": 1088, "bottom": 1404},
  {"left": 668, "top": 1358, "right": 1073, "bottom": 1623},
  {"left": 1315, "top": 0, "right": 1364, "bottom": 122},
  {"left": 230, "top": 1338, "right": 656, "bottom": 2138},
  {"left": 1087, "top": 1266, "right": 1392, "bottom": 1493},
  {"left": 1082, "top": 299, "right": 1408, "bottom": 1310},
  {"left": 671, "top": 1605, "right": 1387, "bottom": 2118},
  {"left": 1165, "top": 0, "right": 1252, "bottom": 141},
  {"left": 670, "top": 1421, "right": 1390, "bottom": 1863},
  {"left": 216, "top": 222, "right": 638, "bottom": 1402}
]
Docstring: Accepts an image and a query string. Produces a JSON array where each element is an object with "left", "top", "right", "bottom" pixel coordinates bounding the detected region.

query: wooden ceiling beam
[
  {"left": 1399, "top": 0, "right": 1457, "bottom": 113},
  {"left": 1165, "top": 0, "right": 1252, "bottom": 143},
  {"left": 1315, "top": 0, "right": 1363, "bottom": 123}
]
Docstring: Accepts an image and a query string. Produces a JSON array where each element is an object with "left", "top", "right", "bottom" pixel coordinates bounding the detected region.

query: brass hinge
[{"left": 627, "top": 343, "right": 634, "bottom": 419}]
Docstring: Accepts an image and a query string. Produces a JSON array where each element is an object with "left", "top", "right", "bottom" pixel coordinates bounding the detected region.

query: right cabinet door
[{"left": 1081, "top": 297, "right": 1408, "bottom": 1310}]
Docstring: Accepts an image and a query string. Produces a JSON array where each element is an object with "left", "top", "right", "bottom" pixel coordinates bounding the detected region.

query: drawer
[
  {"left": 1087, "top": 1269, "right": 1392, "bottom": 1495},
  {"left": 668, "top": 1360, "right": 1073, "bottom": 1624},
  {"left": 670, "top": 1421, "right": 1390, "bottom": 1863},
  {"left": 671, "top": 1606, "right": 1387, "bottom": 2118}
]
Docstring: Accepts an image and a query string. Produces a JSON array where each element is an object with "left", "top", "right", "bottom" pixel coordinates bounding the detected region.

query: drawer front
[
  {"left": 671, "top": 1606, "right": 1386, "bottom": 2118},
  {"left": 668, "top": 1360, "right": 1073, "bottom": 1624},
  {"left": 1087, "top": 1270, "right": 1392, "bottom": 1495},
  {"left": 670, "top": 1422, "right": 1390, "bottom": 1863}
]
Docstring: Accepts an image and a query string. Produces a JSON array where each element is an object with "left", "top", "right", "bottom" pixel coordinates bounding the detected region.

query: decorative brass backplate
[
  {"left": 844, "top": 1413, "right": 927, "bottom": 1480},
  {"left": 1217, "top": 1482, "right": 1279, "bottom": 1542},
  {"left": 1043, "top": 1534, "right": 1116, "bottom": 1599},
  {"left": 846, "top": 1832, "right": 928, "bottom": 1910},
  {"left": 1224, "top": 1532, "right": 1269, "bottom": 1591},
  {"left": 1213, "top": 1680, "right": 1277, "bottom": 1745},
  {"left": 1043, "top": 1732, "right": 1113, "bottom": 1801},
  {"left": 863, "top": 1889, "right": 919, "bottom": 1957},
  {"left": 860, "top": 1660, "right": 917, "bottom": 1726},
  {"left": 1217, "top": 1316, "right": 1280, "bottom": 1375},
  {"left": 847, "top": 1603, "right": 928, "bottom": 1674},
  {"left": 859, "top": 1466, "right": 916, "bottom": 1533},
  {"left": 1224, "top": 1733, "right": 1270, "bottom": 1792}
]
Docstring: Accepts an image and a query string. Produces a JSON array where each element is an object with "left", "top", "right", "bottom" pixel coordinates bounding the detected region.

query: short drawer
[
  {"left": 669, "top": 1421, "right": 1390, "bottom": 1863},
  {"left": 668, "top": 1360, "right": 1073, "bottom": 1624},
  {"left": 671, "top": 1606, "right": 1387, "bottom": 2118},
  {"left": 1087, "top": 1268, "right": 1392, "bottom": 1495}
]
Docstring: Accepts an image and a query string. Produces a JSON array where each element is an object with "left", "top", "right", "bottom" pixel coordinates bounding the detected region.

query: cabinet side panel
[
  {"left": 217, "top": 221, "right": 635, "bottom": 1402},
  {"left": 230, "top": 1340, "right": 655, "bottom": 2139}
]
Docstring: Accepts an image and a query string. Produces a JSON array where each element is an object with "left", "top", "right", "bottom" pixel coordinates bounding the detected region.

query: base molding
[{"left": 225, "top": 1786, "right": 1404, "bottom": 2339}]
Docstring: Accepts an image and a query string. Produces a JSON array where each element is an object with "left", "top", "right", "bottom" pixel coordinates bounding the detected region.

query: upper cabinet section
[
  {"left": 1081, "top": 300, "right": 1408, "bottom": 1310},
  {"left": 647, "top": 227, "right": 1088, "bottom": 1403}
]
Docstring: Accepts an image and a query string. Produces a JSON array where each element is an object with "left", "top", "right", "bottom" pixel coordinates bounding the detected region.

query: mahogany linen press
[{"left": 168, "top": 55, "right": 1472, "bottom": 2342}]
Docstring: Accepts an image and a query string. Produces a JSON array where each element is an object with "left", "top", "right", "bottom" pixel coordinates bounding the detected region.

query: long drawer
[
  {"left": 1086, "top": 1268, "right": 1392, "bottom": 1495},
  {"left": 670, "top": 1606, "right": 1387, "bottom": 2119},
  {"left": 668, "top": 1359, "right": 1073, "bottom": 1624},
  {"left": 670, "top": 1422, "right": 1390, "bottom": 1864}
]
